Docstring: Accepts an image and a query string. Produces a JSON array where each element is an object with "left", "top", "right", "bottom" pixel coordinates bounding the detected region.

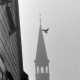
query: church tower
[{"left": 34, "top": 15, "right": 50, "bottom": 80}]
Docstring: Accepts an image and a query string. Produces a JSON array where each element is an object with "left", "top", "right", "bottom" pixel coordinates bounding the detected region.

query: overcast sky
[{"left": 19, "top": 0, "right": 80, "bottom": 80}]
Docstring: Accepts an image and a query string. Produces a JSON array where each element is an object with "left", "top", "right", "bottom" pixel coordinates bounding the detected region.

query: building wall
[{"left": 0, "top": 1, "right": 23, "bottom": 80}]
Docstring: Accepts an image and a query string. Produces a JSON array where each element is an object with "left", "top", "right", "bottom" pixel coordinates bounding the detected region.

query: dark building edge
[{"left": 14, "top": 0, "right": 28, "bottom": 80}]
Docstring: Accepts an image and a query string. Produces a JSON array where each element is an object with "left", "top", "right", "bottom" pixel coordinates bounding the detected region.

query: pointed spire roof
[{"left": 34, "top": 15, "right": 49, "bottom": 66}]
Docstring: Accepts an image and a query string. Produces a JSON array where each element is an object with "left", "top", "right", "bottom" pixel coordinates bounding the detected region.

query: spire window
[
  {"left": 37, "top": 67, "right": 39, "bottom": 74},
  {"left": 41, "top": 67, "right": 44, "bottom": 73},
  {"left": 46, "top": 66, "right": 48, "bottom": 73}
]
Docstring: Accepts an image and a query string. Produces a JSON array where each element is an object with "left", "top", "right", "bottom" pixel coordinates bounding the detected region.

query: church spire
[
  {"left": 34, "top": 16, "right": 50, "bottom": 80},
  {"left": 34, "top": 15, "right": 49, "bottom": 66}
]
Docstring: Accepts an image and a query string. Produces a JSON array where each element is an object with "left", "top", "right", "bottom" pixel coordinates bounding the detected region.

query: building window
[
  {"left": 6, "top": 6, "right": 16, "bottom": 36},
  {"left": 41, "top": 67, "right": 44, "bottom": 73},
  {"left": 6, "top": 71, "right": 14, "bottom": 80},
  {"left": 0, "top": 0, "right": 12, "bottom": 5}
]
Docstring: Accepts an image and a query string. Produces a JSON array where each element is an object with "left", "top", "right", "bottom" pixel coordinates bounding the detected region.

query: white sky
[{"left": 19, "top": 0, "right": 80, "bottom": 80}]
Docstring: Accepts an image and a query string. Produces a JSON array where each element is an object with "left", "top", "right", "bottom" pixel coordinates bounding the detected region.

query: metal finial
[{"left": 39, "top": 13, "right": 41, "bottom": 24}]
